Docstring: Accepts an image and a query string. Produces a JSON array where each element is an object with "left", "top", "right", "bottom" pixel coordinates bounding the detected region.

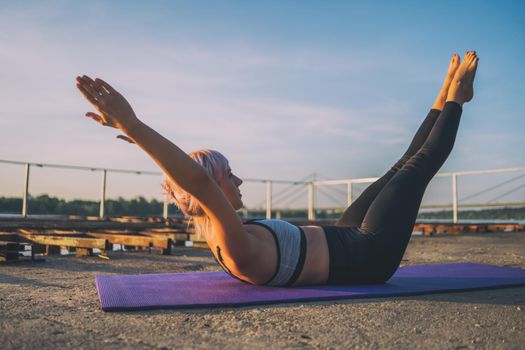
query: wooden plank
[
  {"left": 147, "top": 227, "right": 192, "bottom": 233},
  {"left": 76, "top": 248, "right": 93, "bottom": 256},
  {"left": 0, "top": 219, "right": 186, "bottom": 232},
  {"left": 192, "top": 241, "right": 209, "bottom": 249},
  {"left": 412, "top": 223, "right": 525, "bottom": 235},
  {"left": 85, "top": 233, "right": 170, "bottom": 249},
  {"left": 487, "top": 224, "right": 524, "bottom": 231},
  {"left": 21, "top": 234, "right": 108, "bottom": 250},
  {"left": 141, "top": 232, "right": 190, "bottom": 241}
]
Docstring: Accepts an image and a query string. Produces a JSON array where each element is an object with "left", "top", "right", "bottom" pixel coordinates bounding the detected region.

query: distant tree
[
  {"left": 1, "top": 195, "right": 523, "bottom": 220},
  {"left": 0, "top": 194, "right": 182, "bottom": 217}
]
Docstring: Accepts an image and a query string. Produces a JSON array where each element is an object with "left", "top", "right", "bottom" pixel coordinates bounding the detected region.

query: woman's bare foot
[
  {"left": 446, "top": 51, "right": 479, "bottom": 106},
  {"left": 432, "top": 53, "right": 461, "bottom": 110}
]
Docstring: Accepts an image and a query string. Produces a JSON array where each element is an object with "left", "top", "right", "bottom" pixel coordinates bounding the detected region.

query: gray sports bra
[{"left": 215, "top": 219, "right": 307, "bottom": 286}]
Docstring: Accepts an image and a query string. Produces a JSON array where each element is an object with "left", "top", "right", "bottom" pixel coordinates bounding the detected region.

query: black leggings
[{"left": 323, "top": 101, "right": 462, "bottom": 284}]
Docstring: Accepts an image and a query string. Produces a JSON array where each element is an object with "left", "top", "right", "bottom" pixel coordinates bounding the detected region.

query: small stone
[
  {"left": 474, "top": 323, "right": 481, "bottom": 328},
  {"left": 413, "top": 327, "right": 422, "bottom": 334},
  {"left": 517, "top": 306, "right": 523, "bottom": 311}
]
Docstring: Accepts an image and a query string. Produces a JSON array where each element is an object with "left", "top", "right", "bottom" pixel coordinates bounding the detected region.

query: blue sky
[{"left": 0, "top": 0, "right": 524, "bottom": 208}]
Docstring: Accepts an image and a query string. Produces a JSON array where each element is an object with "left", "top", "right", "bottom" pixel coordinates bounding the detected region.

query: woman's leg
[
  {"left": 356, "top": 52, "right": 478, "bottom": 282},
  {"left": 335, "top": 109, "right": 440, "bottom": 227},
  {"left": 336, "top": 54, "right": 461, "bottom": 227}
]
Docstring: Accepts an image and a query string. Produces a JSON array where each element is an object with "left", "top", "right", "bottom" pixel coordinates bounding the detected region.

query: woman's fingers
[
  {"left": 85, "top": 112, "right": 117, "bottom": 128},
  {"left": 81, "top": 75, "right": 98, "bottom": 87},
  {"left": 77, "top": 76, "right": 107, "bottom": 101},
  {"left": 85, "top": 111, "right": 104, "bottom": 124},
  {"left": 77, "top": 77, "right": 101, "bottom": 101},
  {"left": 92, "top": 78, "right": 111, "bottom": 95},
  {"left": 82, "top": 75, "right": 109, "bottom": 95},
  {"left": 85, "top": 111, "right": 102, "bottom": 121},
  {"left": 77, "top": 83, "right": 100, "bottom": 106},
  {"left": 95, "top": 78, "right": 116, "bottom": 94},
  {"left": 116, "top": 135, "right": 136, "bottom": 144}
]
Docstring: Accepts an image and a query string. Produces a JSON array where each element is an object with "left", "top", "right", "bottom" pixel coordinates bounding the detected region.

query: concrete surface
[{"left": 1, "top": 232, "right": 524, "bottom": 349}]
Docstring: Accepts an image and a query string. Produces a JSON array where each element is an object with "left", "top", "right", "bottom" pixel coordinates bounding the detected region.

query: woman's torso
[{"left": 209, "top": 220, "right": 330, "bottom": 285}]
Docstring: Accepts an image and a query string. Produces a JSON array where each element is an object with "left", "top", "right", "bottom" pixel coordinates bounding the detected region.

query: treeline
[
  {"left": 0, "top": 194, "right": 182, "bottom": 217},
  {"left": 417, "top": 207, "right": 525, "bottom": 221},
  {"left": 242, "top": 207, "right": 525, "bottom": 221},
  {"left": 1, "top": 194, "right": 524, "bottom": 220}
]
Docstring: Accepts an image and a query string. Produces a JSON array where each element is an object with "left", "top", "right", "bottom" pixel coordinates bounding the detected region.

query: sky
[{"left": 0, "top": 0, "right": 524, "bottom": 209}]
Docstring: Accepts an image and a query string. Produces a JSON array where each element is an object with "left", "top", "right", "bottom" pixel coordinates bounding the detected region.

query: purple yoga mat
[{"left": 95, "top": 263, "right": 525, "bottom": 311}]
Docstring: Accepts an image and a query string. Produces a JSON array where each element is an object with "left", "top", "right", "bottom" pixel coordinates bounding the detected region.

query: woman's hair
[{"left": 162, "top": 149, "right": 229, "bottom": 237}]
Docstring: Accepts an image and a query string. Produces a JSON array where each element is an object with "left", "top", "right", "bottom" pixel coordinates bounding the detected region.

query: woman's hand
[{"left": 76, "top": 75, "right": 140, "bottom": 138}]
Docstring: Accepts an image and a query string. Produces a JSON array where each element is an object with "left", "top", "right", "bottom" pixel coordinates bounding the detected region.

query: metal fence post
[
  {"left": 452, "top": 173, "right": 458, "bottom": 224},
  {"left": 308, "top": 182, "right": 316, "bottom": 220},
  {"left": 99, "top": 169, "right": 107, "bottom": 219},
  {"left": 22, "top": 163, "right": 30, "bottom": 217},
  {"left": 266, "top": 181, "right": 273, "bottom": 219},
  {"left": 347, "top": 181, "right": 353, "bottom": 206},
  {"left": 163, "top": 194, "right": 169, "bottom": 220}
]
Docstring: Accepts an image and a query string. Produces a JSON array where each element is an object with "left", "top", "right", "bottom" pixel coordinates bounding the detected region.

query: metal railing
[
  {"left": 1, "top": 160, "right": 163, "bottom": 219},
  {"left": 2, "top": 159, "right": 524, "bottom": 223},
  {"left": 312, "top": 167, "right": 525, "bottom": 223},
  {"left": 0, "top": 159, "right": 309, "bottom": 219}
]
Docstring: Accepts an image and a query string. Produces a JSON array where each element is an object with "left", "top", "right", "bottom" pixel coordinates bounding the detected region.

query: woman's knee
[{"left": 399, "top": 150, "right": 446, "bottom": 182}]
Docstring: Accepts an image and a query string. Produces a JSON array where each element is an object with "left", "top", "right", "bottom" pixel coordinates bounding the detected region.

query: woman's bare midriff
[
  {"left": 242, "top": 224, "right": 330, "bottom": 286},
  {"left": 295, "top": 225, "right": 330, "bottom": 285}
]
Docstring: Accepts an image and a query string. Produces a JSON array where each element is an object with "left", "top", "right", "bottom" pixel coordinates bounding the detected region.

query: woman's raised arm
[
  {"left": 76, "top": 76, "right": 254, "bottom": 272},
  {"left": 76, "top": 75, "right": 209, "bottom": 194}
]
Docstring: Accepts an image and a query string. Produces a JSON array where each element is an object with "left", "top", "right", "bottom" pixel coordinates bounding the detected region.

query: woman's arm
[
  {"left": 76, "top": 76, "right": 255, "bottom": 272},
  {"left": 124, "top": 121, "right": 256, "bottom": 270}
]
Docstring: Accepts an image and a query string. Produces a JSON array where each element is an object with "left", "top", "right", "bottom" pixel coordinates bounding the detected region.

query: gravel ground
[{"left": 1, "top": 232, "right": 524, "bottom": 350}]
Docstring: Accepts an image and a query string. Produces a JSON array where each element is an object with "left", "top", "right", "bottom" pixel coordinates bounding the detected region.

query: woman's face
[{"left": 219, "top": 167, "right": 243, "bottom": 210}]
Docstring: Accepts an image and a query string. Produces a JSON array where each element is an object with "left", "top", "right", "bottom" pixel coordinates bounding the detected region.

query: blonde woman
[{"left": 76, "top": 51, "right": 478, "bottom": 286}]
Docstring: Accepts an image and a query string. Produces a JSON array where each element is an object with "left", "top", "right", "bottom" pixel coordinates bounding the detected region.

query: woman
[{"left": 76, "top": 51, "right": 478, "bottom": 286}]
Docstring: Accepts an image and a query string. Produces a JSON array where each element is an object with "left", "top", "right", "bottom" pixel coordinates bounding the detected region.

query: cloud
[{"left": 0, "top": 8, "right": 409, "bottom": 160}]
